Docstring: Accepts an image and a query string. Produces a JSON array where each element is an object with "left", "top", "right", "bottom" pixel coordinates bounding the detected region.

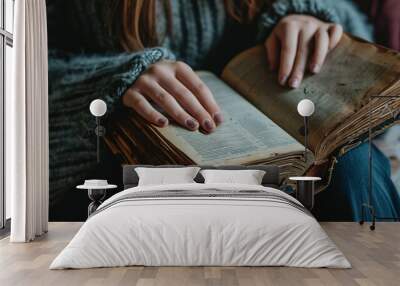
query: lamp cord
[
  {"left": 96, "top": 117, "right": 100, "bottom": 163},
  {"left": 304, "top": 116, "right": 308, "bottom": 163}
]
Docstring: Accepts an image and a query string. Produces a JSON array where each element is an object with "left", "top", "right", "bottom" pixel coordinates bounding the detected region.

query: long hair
[{"left": 110, "top": 0, "right": 267, "bottom": 51}]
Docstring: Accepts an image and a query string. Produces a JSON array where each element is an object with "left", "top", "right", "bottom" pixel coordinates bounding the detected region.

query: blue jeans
[{"left": 313, "top": 143, "right": 400, "bottom": 221}]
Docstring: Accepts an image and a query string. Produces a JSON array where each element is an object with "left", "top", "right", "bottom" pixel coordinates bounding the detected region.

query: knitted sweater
[{"left": 47, "top": 0, "right": 373, "bottom": 206}]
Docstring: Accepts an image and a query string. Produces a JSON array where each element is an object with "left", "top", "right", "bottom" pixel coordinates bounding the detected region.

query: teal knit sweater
[{"left": 47, "top": 0, "right": 373, "bottom": 206}]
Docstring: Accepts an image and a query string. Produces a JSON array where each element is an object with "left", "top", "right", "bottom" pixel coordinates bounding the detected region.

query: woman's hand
[
  {"left": 265, "top": 15, "right": 343, "bottom": 88},
  {"left": 123, "top": 60, "right": 223, "bottom": 132}
]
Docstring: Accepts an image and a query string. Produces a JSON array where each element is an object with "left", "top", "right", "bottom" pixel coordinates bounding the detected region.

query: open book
[{"left": 106, "top": 34, "right": 400, "bottom": 184}]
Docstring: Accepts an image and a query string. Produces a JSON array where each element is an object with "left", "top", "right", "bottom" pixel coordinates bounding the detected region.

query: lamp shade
[
  {"left": 297, "top": 99, "right": 315, "bottom": 117},
  {"left": 90, "top": 99, "right": 107, "bottom": 117}
]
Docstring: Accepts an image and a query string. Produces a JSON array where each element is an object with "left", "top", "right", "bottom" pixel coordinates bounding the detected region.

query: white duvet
[{"left": 50, "top": 183, "right": 350, "bottom": 269}]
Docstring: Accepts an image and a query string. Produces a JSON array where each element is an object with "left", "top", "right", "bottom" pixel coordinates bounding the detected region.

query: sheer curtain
[{"left": 7, "top": 0, "right": 49, "bottom": 242}]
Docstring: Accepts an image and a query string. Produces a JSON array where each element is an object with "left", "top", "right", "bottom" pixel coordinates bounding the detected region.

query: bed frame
[{"left": 122, "top": 165, "right": 280, "bottom": 189}]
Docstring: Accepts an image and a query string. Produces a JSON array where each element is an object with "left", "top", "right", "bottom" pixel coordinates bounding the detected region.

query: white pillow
[
  {"left": 135, "top": 167, "right": 200, "bottom": 186},
  {"left": 200, "top": 169, "right": 266, "bottom": 185}
]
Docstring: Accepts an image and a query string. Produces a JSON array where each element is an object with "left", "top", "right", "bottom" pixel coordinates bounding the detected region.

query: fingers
[
  {"left": 175, "top": 62, "right": 223, "bottom": 128},
  {"left": 125, "top": 61, "right": 223, "bottom": 132},
  {"left": 159, "top": 74, "right": 217, "bottom": 133},
  {"left": 288, "top": 29, "right": 313, "bottom": 88},
  {"left": 123, "top": 88, "right": 168, "bottom": 127},
  {"left": 137, "top": 76, "right": 200, "bottom": 131},
  {"left": 278, "top": 22, "right": 299, "bottom": 85},
  {"left": 265, "top": 33, "right": 280, "bottom": 71},
  {"left": 328, "top": 24, "right": 343, "bottom": 50},
  {"left": 271, "top": 15, "right": 344, "bottom": 89},
  {"left": 309, "top": 28, "right": 329, "bottom": 74}
]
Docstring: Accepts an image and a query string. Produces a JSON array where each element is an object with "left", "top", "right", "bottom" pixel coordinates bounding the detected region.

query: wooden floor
[{"left": 0, "top": 222, "right": 399, "bottom": 286}]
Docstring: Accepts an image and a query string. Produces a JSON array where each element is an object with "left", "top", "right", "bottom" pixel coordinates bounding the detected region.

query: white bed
[{"left": 50, "top": 183, "right": 350, "bottom": 269}]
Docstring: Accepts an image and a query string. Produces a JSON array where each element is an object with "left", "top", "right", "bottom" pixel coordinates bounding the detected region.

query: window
[{"left": 0, "top": 0, "right": 14, "bottom": 230}]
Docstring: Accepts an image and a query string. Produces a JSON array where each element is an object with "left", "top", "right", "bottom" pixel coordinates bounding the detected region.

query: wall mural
[{"left": 46, "top": 0, "right": 400, "bottom": 222}]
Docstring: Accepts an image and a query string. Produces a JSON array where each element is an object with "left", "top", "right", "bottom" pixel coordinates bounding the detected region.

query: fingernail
[
  {"left": 279, "top": 75, "right": 288, "bottom": 85},
  {"left": 185, "top": 118, "right": 198, "bottom": 130},
  {"left": 157, "top": 118, "right": 168, "bottom": 127},
  {"left": 213, "top": 112, "right": 224, "bottom": 126},
  {"left": 203, "top": 119, "right": 214, "bottom": 132},
  {"left": 289, "top": 78, "right": 300, "bottom": 88},
  {"left": 311, "top": 63, "right": 320, "bottom": 73}
]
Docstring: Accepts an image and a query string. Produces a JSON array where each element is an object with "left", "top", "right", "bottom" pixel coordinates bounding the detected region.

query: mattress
[{"left": 50, "top": 183, "right": 350, "bottom": 269}]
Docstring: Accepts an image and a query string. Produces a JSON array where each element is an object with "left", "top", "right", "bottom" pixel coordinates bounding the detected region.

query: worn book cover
[{"left": 106, "top": 34, "right": 400, "bottom": 186}]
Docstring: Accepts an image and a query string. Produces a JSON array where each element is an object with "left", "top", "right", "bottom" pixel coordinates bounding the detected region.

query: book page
[
  {"left": 222, "top": 34, "right": 400, "bottom": 157},
  {"left": 156, "top": 72, "right": 304, "bottom": 165}
]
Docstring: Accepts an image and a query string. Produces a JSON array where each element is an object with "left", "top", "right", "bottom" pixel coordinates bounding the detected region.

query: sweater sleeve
[
  {"left": 257, "top": 0, "right": 374, "bottom": 42},
  {"left": 49, "top": 47, "right": 175, "bottom": 118}
]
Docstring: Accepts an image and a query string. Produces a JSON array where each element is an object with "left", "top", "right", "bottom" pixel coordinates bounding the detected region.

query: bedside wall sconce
[
  {"left": 89, "top": 99, "right": 107, "bottom": 163},
  {"left": 297, "top": 99, "right": 315, "bottom": 162}
]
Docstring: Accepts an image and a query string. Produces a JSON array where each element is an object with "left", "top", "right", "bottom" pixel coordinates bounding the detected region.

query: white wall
[
  {"left": 5, "top": 44, "right": 12, "bottom": 219},
  {"left": 6, "top": 0, "right": 14, "bottom": 33},
  {"left": 5, "top": 0, "right": 15, "bottom": 220}
]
